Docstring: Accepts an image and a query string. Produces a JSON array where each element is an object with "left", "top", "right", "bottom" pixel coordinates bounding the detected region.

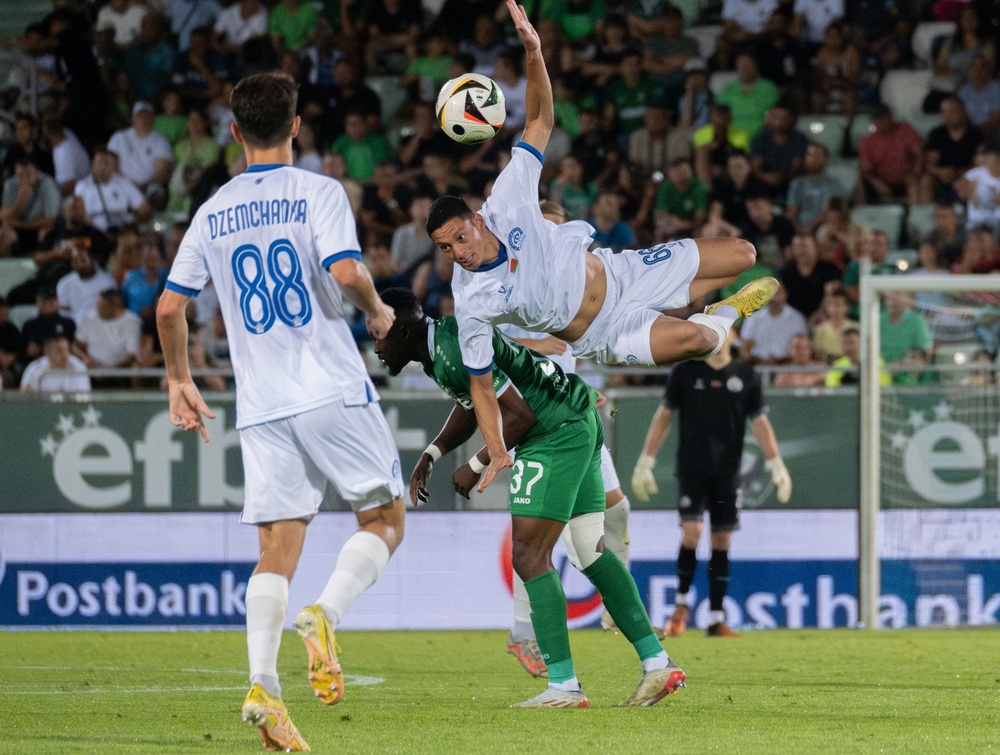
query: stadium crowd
[{"left": 2, "top": 0, "right": 1000, "bottom": 393}]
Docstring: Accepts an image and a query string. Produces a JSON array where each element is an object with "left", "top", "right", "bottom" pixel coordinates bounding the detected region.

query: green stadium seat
[
  {"left": 687, "top": 25, "right": 722, "bottom": 60},
  {"left": 0, "top": 258, "right": 36, "bottom": 297},
  {"left": 825, "top": 159, "right": 858, "bottom": 195},
  {"left": 851, "top": 203, "right": 906, "bottom": 249},
  {"left": 880, "top": 69, "right": 933, "bottom": 122},
  {"left": 909, "top": 112, "right": 941, "bottom": 139},
  {"left": 911, "top": 21, "right": 955, "bottom": 69},
  {"left": 906, "top": 203, "right": 937, "bottom": 246},
  {"left": 797, "top": 115, "right": 849, "bottom": 157},
  {"left": 8, "top": 303, "right": 35, "bottom": 330},
  {"left": 708, "top": 70, "right": 738, "bottom": 95},
  {"left": 849, "top": 113, "right": 873, "bottom": 153},
  {"left": 364, "top": 75, "right": 410, "bottom": 128}
]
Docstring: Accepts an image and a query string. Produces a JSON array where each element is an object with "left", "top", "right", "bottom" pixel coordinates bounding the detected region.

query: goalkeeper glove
[
  {"left": 765, "top": 457, "right": 792, "bottom": 503},
  {"left": 631, "top": 454, "right": 658, "bottom": 502}
]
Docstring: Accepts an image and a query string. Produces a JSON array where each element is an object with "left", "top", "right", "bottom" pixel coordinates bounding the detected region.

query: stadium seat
[
  {"left": 911, "top": 21, "right": 955, "bottom": 68},
  {"left": 0, "top": 258, "right": 35, "bottom": 297},
  {"left": 909, "top": 112, "right": 941, "bottom": 138},
  {"left": 679, "top": 0, "right": 708, "bottom": 26},
  {"left": 906, "top": 203, "right": 938, "bottom": 246},
  {"left": 797, "top": 115, "right": 849, "bottom": 157},
  {"left": 708, "top": 70, "right": 738, "bottom": 95},
  {"left": 364, "top": 75, "right": 410, "bottom": 128},
  {"left": 825, "top": 159, "right": 859, "bottom": 195},
  {"left": 687, "top": 25, "right": 722, "bottom": 61},
  {"left": 851, "top": 203, "right": 906, "bottom": 248},
  {"left": 8, "top": 303, "right": 35, "bottom": 330},
  {"left": 848, "top": 113, "right": 873, "bottom": 153},
  {"left": 879, "top": 70, "right": 933, "bottom": 122}
]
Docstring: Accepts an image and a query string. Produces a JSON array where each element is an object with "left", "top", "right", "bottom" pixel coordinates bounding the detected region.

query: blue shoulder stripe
[
  {"left": 165, "top": 281, "right": 201, "bottom": 297},
  {"left": 322, "top": 250, "right": 362, "bottom": 269},
  {"left": 514, "top": 141, "right": 544, "bottom": 165},
  {"left": 467, "top": 362, "right": 494, "bottom": 375}
]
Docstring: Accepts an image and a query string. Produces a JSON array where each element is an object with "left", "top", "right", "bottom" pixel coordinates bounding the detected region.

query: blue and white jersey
[
  {"left": 452, "top": 142, "right": 594, "bottom": 374},
  {"left": 166, "top": 163, "right": 376, "bottom": 429}
]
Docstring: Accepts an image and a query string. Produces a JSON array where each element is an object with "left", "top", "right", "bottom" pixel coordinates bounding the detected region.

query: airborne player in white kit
[
  {"left": 427, "top": 0, "right": 778, "bottom": 492},
  {"left": 157, "top": 71, "right": 404, "bottom": 752}
]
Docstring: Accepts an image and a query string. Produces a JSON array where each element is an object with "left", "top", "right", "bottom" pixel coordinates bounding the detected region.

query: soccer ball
[{"left": 436, "top": 73, "right": 506, "bottom": 144}]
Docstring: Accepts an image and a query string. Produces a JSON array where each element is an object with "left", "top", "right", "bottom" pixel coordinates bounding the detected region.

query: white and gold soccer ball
[{"left": 435, "top": 73, "right": 506, "bottom": 144}]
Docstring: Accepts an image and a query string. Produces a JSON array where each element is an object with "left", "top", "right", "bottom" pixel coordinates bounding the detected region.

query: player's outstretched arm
[
  {"left": 469, "top": 371, "right": 514, "bottom": 491},
  {"left": 506, "top": 0, "right": 553, "bottom": 154},
  {"left": 631, "top": 405, "right": 674, "bottom": 502},
  {"left": 410, "top": 404, "right": 480, "bottom": 505},
  {"left": 157, "top": 289, "right": 217, "bottom": 442},
  {"left": 328, "top": 256, "right": 395, "bottom": 339},
  {"left": 751, "top": 414, "right": 792, "bottom": 503}
]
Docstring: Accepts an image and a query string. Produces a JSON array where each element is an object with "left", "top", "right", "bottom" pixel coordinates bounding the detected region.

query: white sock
[
  {"left": 675, "top": 591, "right": 690, "bottom": 607},
  {"left": 551, "top": 677, "right": 581, "bottom": 693},
  {"left": 511, "top": 571, "right": 535, "bottom": 641},
  {"left": 642, "top": 651, "right": 670, "bottom": 673},
  {"left": 710, "top": 609, "right": 726, "bottom": 625},
  {"left": 604, "top": 497, "right": 630, "bottom": 567},
  {"left": 688, "top": 310, "right": 736, "bottom": 360},
  {"left": 316, "top": 530, "right": 391, "bottom": 627},
  {"left": 246, "top": 572, "right": 288, "bottom": 697}
]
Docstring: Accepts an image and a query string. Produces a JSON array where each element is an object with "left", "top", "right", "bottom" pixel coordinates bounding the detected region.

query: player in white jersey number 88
[
  {"left": 426, "top": 0, "right": 778, "bottom": 493},
  {"left": 157, "top": 72, "right": 403, "bottom": 752}
]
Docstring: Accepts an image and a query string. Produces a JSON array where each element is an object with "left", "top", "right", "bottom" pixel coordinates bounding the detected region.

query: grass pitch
[{"left": 1, "top": 628, "right": 998, "bottom": 754}]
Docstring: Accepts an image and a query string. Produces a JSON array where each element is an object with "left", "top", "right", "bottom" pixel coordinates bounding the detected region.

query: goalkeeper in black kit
[{"left": 630, "top": 332, "right": 791, "bottom": 637}]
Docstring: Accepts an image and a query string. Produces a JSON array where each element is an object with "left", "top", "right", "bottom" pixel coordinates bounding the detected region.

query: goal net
[{"left": 859, "top": 271, "right": 1000, "bottom": 628}]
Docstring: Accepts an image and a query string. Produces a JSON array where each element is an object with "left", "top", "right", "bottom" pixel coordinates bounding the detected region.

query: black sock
[
  {"left": 676, "top": 546, "right": 697, "bottom": 595},
  {"left": 709, "top": 549, "right": 730, "bottom": 613}
]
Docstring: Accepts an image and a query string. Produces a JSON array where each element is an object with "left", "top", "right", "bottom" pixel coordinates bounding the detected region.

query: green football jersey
[{"left": 425, "top": 317, "right": 597, "bottom": 440}]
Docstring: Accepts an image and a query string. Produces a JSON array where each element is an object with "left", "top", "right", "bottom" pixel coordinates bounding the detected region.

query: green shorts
[{"left": 509, "top": 408, "right": 605, "bottom": 523}]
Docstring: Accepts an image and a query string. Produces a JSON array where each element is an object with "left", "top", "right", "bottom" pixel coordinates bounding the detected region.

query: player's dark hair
[
  {"left": 380, "top": 287, "right": 423, "bottom": 323},
  {"left": 230, "top": 71, "right": 298, "bottom": 148},
  {"left": 426, "top": 195, "right": 473, "bottom": 236}
]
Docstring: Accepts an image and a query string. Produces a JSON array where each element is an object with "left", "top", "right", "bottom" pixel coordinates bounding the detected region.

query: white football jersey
[
  {"left": 497, "top": 322, "right": 577, "bottom": 375},
  {"left": 167, "top": 163, "right": 376, "bottom": 429},
  {"left": 453, "top": 142, "right": 594, "bottom": 373}
]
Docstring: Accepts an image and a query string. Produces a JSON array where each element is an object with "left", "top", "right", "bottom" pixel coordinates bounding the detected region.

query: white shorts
[
  {"left": 599, "top": 444, "right": 621, "bottom": 493},
  {"left": 570, "top": 239, "right": 701, "bottom": 365},
  {"left": 240, "top": 399, "right": 403, "bottom": 524}
]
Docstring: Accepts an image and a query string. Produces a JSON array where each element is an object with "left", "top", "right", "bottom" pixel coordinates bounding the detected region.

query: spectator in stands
[
  {"left": 73, "top": 288, "right": 141, "bottom": 384},
  {"left": 361, "top": 160, "right": 410, "bottom": 238},
  {"left": 880, "top": 292, "right": 933, "bottom": 384},
  {"left": 751, "top": 103, "right": 809, "bottom": 200},
  {"left": 717, "top": 0, "right": 779, "bottom": 68},
  {"left": 743, "top": 190, "right": 795, "bottom": 269},
  {"left": 412, "top": 247, "right": 455, "bottom": 319},
  {"left": 702, "top": 150, "right": 767, "bottom": 237},
  {"left": 292, "top": 120, "right": 324, "bottom": 174},
  {"left": 779, "top": 233, "right": 842, "bottom": 321},
  {"left": 855, "top": 104, "right": 923, "bottom": 206},
  {"left": 183, "top": 329, "right": 228, "bottom": 391},
  {"left": 122, "top": 235, "right": 167, "bottom": 320},
  {"left": 42, "top": 117, "right": 90, "bottom": 197},
  {"left": 321, "top": 152, "right": 362, "bottom": 214},
  {"left": 401, "top": 32, "right": 453, "bottom": 102},
  {"left": 96, "top": 0, "right": 149, "bottom": 49},
  {"left": 154, "top": 88, "right": 188, "bottom": 145},
  {"left": 8, "top": 23, "right": 59, "bottom": 117},
  {"left": 850, "top": 0, "right": 915, "bottom": 71},
  {"left": 910, "top": 241, "right": 952, "bottom": 311},
  {"left": 2, "top": 115, "right": 54, "bottom": 182},
  {"left": 21, "top": 288, "right": 76, "bottom": 361},
  {"left": 755, "top": 8, "right": 810, "bottom": 112},
  {"left": 167, "top": 0, "right": 222, "bottom": 52},
  {"left": 717, "top": 52, "right": 780, "bottom": 138},
  {"left": 493, "top": 49, "right": 529, "bottom": 137},
  {"left": 390, "top": 195, "right": 436, "bottom": 286},
  {"left": 20, "top": 328, "right": 91, "bottom": 393},
  {"left": 107, "top": 225, "right": 142, "bottom": 285},
  {"left": 694, "top": 104, "right": 752, "bottom": 184},
  {"left": 739, "top": 281, "right": 808, "bottom": 363},
  {"left": 934, "top": 8, "right": 996, "bottom": 105},
  {"left": 397, "top": 101, "right": 461, "bottom": 171},
  {"left": 952, "top": 224, "right": 1000, "bottom": 273},
  {"left": 57, "top": 244, "right": 117, "bottom": 328},
  {"left": 773, "top": 333, "right": 827, "bottom": 387},
  {"left": 0, "top": 297, "right": 23, "bottom": 389},
  {"left": 302, "top": 58, "right": 382, "bottom": 144},
  {"left": 811, "top": 287, "right": 857, "bottom": 361},
  {"left": 792, "top": 0, "right": 845, "bottom": 50},
  {"left": 213, "top": 0, "right": 268, "bottom": 56},
  {"left": 122, "top": 10, "right": 177, "bottom": 102},
  {"left": 0, "top": 158, "right": 61, "bottom": 258},
  {"left": 171, "top": 25, "right": 227, "bottom": 104},
  {"left": 550, "top": 154, "right": 598, "bottom": 221},
  {"left": 167, "top": 108, "right": 221, "bottom": 216},
  {"left": 841, "top": 230, "right": 897, "bottom": 316},
  {"left": 815, "top": 196, "right": 866, "bottom": 265},
  {"left": 540, "top": 0, "right": 605, "bottom": 44},
  {"left": 571, "top": 106, "right": 618, "bottom": 184},
  {"left": 108, "top": 102, "right": 175, "bottom": 209},
  {"left": 676, "top": 58, "right": 713, "bottom": 131},
  {"left": 364, "top": 0, "right": 423, "bottom": 76},
  {"left": 810, "top": 20, "right": 861, "bottom": 117},
  {"left": 825, "top": 327, "right": 890, "bottom": 386},
  {"left": 922, "top": 201, "right": 966, "bottom": 265},
  {"left": 786, "top": 143, "right": 846, "bottom": 233},
  {"left": 639, "top": 6, "right": 699, "bottom": 93},
  {"left": 921, "top": 96, "right": 982, "bottom": 203},
  {"left": 74, "top": 147, "right": 150, "bottom": 234},
  {"left": 460, "top": 14, "right": 508, "bottom": 76},
  {"left": 654, "top": 158, "right": 708, "bottom": 241},
  {"left": 600, "top": 49, "right": 660, "bottom": 149},
  {"left": 956, "top": 139, "right": 1000, "bottom": 232},
  {"left": 588, "top": 190, "right": 636, "bottom": 252},
  {"left": 625, "top": 104, "right": 670, "bottom": 184},
  {"left": 956, "top": 53, "right": 1000, "bottom": 136}
]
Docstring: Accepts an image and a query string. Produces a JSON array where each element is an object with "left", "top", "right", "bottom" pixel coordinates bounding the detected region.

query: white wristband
[
  {"left": 469, "top": 455, "right": 487, "bottom": 474},
  {"left": 423, "top": 444, "right": 442, "bottom": 463}
]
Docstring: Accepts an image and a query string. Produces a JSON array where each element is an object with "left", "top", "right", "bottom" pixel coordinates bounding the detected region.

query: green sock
[
  {"left": 523, "top": 570, "right": 576, "bottom": 684},
  {"left": 583, "top": 551, "right": 660, "bottom": 656}
]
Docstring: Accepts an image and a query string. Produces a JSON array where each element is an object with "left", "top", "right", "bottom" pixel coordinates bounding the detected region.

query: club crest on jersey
[
  {"left": 508, "top": 227, "right": 524, "bottom": 251},
  {"left": 727, "top": 376, "right": 744, "bottom": 393}
]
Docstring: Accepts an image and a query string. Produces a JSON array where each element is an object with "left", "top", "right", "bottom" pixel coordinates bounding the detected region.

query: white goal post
[{"left": 858, "top": 269, "right": 1000, "bottom": 628}]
